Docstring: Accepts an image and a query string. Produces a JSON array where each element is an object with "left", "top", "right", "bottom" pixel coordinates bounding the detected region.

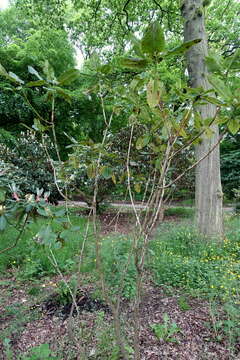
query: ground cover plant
[{"left": 149, "top": 215, "right": 240, "bottom": 301}]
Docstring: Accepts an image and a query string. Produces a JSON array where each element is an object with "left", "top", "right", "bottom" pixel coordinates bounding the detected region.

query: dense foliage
[{"left": 0, "top": 131, "right": 60, "bottom": 203}]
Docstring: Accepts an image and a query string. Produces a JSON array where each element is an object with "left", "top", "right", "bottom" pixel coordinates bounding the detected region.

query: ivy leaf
[{"left": 141, "top": 21, "right": 165, "bottom": 55}]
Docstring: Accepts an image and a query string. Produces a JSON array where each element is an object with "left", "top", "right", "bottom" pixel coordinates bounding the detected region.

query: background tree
[{"left": 181, "top": 0, "right": 223, "bottom": 237}]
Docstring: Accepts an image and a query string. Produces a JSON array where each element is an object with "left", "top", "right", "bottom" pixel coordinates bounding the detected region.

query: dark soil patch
[
  {"left": 42, "top": 290, "right": 110, "bottom": 319},
  {"left": 99, "top": 212, "right": 135, "bottom": 235},
  {"left": 99, "top": 211, "right": 183, "bottom": 235}
]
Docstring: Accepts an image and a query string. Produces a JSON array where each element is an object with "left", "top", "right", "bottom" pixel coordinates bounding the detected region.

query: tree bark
[{"left": 181, "top": 0, "right": 223, "bottom": 237}]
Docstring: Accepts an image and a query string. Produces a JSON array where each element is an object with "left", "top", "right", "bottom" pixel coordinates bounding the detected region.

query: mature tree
[
  {"left": 5, "top": 0, "right": 239, "bottom": 236},
  {"left": 181, "top": 0, "right": 223, "bottom": 237}
]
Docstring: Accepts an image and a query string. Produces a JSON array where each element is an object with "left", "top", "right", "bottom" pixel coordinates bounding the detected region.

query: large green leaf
[
  {"left": 201, "top": 95, "right": 226, "bottom": 106},
  {"left": 87, "top": 163, "right": 96, "bottom": 179},
  {"left": 136, "top": 134, "right": 150, "bottom": 150},
  {"left": 28, "top": 66, "right": 43, "bottom": 80},
  {"left": 8, "top": 72, "right": 24, "bottom": 84},
  {"left": 26, "top": 80, "right": 46, "bottom": 87},
  {"left": 120, "top": 57, "right": 148, "bottom": 70},
  {"left": 0, "top": 215, "right": 7, "bottom": 231},
  {"left": 37, "top": 208, "right": 49, "bottom": 217},
  {"left": 166, "top": 39, "right": 201, "bottom": 57},
  {"left": 205, "top": 55, "right": 223, "bottom": 74},
  {"left": 147, "top": 79, "right": 161, "bottom": 108},
  {"left": 54, "top": 87, "right": 72, "bottom": 104},
  {"left": 128, "top": 34, "right": 144, "bottom": 57},
  {"left": 0, "top": 189, "right": 6, "bottom": 203},
  {"left": 43, "top": 60, "right": 56, "bottom": 82},
  {"left": 228, "top": 118, "right": 240, "bottom": 135},
  {"left": 32, "top": 118, "right": 47, "bottom": 132},
  {"left": 134, "top": 183, "right": 141, "bottom": 193},
  {"left": 141, "top": 21, "right": 165, "bottom": 55},
  {"left": 37, "top": 225, "right": 57, "bottom": 245},
  {"left": 100, "top": 166, "right": 113, "bottom": 179},
  {"left": 208, "top": 74, "right": 232, "bottom": 101},
  {"left": 98, "top": 64, "right": 112, "bottom": 74},
  {"left": 0, "top": 64, "right": 24, "bottom": 84},
  {"left": 58, "top": 68, "right": 80, "bottom": 85},
  {"left": 0, "top": 63, "right": 8, "bottom": 77},
  {"left": 225, "top": 49, "right": 240, "bottom": 71}
]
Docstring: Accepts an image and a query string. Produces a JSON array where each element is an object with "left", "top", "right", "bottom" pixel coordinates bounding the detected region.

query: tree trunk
[{"left": 181, "top": 0, "right": 223, "bottom": 237}]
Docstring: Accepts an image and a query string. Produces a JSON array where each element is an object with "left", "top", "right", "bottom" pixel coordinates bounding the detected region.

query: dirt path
[{"left": 58, "top": 200, "right": 234, "bottom": 212}]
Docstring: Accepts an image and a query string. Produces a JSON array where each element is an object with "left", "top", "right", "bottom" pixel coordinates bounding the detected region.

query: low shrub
[
  {"left": 0, "top": 209, "right": 87, "bottom": 278},
  {"left": 0, "top": 131, "right": 61, "bottom": 204},
  {"left": 164, "top": 207, "right": 194, "bottom": 218}
]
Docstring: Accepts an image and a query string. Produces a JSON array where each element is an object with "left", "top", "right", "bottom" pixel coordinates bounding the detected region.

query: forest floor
[
  {"left": 1, "top": 274, "right": 237, "bottom": 360},
  {"left": 0, "top": 208, "right": 239, "bottom": 360}
]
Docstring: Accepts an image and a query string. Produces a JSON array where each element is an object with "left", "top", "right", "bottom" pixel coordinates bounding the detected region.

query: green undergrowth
[
  {"left": 164, "top": 206, "right": 194, "bottom": 218},
  {"left": 2, "top": 206, "right": 240, "bottom": 304},
  {"left": 149, "top": 215, "right": 240, "bottom": 302},
  {"left": 0, "top": 207, "right": 88, "bottom": 278},
  {"left": 0, "top": 206, "right": 136, "bottom": 298}
]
